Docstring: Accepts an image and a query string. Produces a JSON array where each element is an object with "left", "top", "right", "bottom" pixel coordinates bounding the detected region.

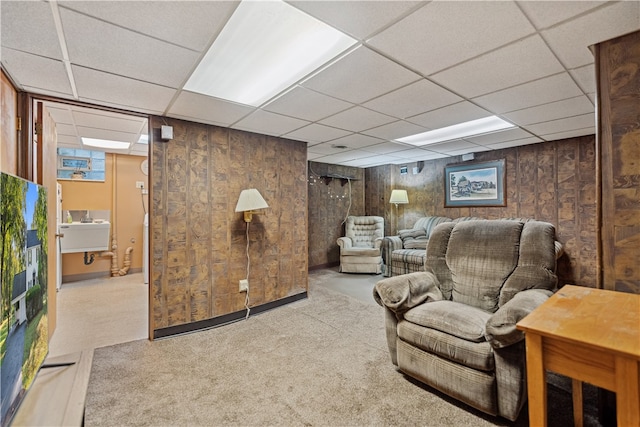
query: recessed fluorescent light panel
[
  {"left": 184, "top": 0, "right": 356, "bottom": 107},
  {"left": 82, "top": 137, "right": 130, "bottom": 150},
  {"left": 395, "top": 116, "right": 516, "bottom": 146}
]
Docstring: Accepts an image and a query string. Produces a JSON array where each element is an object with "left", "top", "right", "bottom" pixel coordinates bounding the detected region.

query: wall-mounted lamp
[
  {"left": 235, "top": 188, "right": 269, "bottom": 222},
  {"left": 389, "top": 189, "right": 409, "bottom": 234}
]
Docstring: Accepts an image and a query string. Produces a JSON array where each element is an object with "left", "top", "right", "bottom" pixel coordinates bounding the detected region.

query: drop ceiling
[{"left": 2, "top": 1, "right": 639, "bottom": 166}]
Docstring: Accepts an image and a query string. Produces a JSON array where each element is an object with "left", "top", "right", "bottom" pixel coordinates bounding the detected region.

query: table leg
[
  {"left": 525, "top": 333, "right": 547, "bottom": 427},
  {"left": 615, "top": 356, "right": 640, "bottom": 427},
  {"left": 572, "top": 379, "right": 583, "bottom": 427}
]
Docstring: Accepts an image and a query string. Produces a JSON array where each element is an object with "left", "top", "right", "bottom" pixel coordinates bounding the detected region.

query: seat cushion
[
  {"left": 340, "top": 247, "right": 381, "bottom": 257},
  {"left": 398, "top": 321, "right": 495, "bottom": 371},
  {"left": 390, "top": 249, "right": 425, "bottom": 265},
  {"left": 403, "top": 300, "right": 490, "bottom": 342}
]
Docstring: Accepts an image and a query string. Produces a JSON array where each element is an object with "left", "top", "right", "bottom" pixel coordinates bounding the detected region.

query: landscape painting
[
  {"left": 445, "top": 159, "right": 506, "bottom": 207},
  {"left": 0, "top": 172, "right": 49, "bottom": 427}
]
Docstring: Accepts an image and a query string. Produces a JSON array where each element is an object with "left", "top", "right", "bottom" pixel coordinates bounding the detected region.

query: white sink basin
[{"left": 59, "top": 222, "right": 111, "bottom": 254}]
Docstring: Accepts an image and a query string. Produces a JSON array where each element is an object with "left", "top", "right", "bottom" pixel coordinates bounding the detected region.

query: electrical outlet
[
  {"left": 135, "top": 181, "right": 145, "bottom": 189},
  {"left": 239, "top": 279, "right": 249, "bottom": 292}
]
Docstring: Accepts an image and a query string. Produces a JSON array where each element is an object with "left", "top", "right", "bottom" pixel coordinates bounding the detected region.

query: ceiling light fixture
[
  {"left": 184, "top": 0, "right": 356, "bottom": 107},
  {"left": 81, "top": 137, "right": 130, "bottom": 150},
  {"left": 395, "top": 116, "right": 515, "bottom": 146}
]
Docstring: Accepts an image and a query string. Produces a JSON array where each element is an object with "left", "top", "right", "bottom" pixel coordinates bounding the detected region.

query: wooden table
[{"left": 516, "top": 285, "right": 640, "bottom": 427}]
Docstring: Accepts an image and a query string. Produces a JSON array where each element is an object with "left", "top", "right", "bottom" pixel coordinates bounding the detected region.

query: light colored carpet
[{"left": 85, "top": 270, "right": 601, "bottom": 426}]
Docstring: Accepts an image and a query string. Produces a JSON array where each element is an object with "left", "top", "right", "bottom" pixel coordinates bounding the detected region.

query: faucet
[{"left": 81, "top": 210, "right": 93, "bottom": 223}]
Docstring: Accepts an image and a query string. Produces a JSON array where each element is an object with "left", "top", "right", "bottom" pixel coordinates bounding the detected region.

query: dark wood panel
[
  {"left": 151, "top": 118, "right": 308, "bottom": 334},
  {"left": 365, "top": 137, "right": 598, "bottom": 288},
  {"left": 307, "top": 162, "right": 365, "bottom": 268},
  {"left": 597, "top": 29, "right": 640, "bottom": 293}
]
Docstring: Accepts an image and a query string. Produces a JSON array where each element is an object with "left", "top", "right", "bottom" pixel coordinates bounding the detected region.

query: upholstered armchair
[
  {"left": 374, "top": 220, "right": 559, "bottom": 421},
  {"left": 337, "top": 216, "right": 384, "bottom": 274}
]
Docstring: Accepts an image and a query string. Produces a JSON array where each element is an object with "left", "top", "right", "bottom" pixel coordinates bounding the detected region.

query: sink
[{"left": 59, "top": 221, "right": 111, "bottom": 254}]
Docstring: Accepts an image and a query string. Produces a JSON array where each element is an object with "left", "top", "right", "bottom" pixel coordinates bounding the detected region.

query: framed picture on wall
[{"left": 444, "top": 159, "right": 506, "bottom": 207}]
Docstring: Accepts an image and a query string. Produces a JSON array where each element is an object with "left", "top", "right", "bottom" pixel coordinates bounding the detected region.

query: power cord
[{"left": 244, "top": 221, "right": 251, "bottom": 319}]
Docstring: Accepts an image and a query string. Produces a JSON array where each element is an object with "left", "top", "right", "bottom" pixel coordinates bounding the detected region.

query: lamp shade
[
  {"left": 389, "top": 189, "right": 409, "bottom": 205},
  {"left": 235, "top": 188, "right": 269, "bottom": 212}
]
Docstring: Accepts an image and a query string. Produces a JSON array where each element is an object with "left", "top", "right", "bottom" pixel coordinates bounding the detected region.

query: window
[{"left": 57, "top": 149, "right": 106, "bottom": 181}]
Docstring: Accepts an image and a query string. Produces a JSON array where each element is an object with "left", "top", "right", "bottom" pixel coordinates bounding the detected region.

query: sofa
[
  {"left": 374, "top": 219, "right": 560, "bottom": 421},
  {"left": 383, "top": 216, "right": 480, "bottom": 277},
  {"left": 336, "top": 216, "right": 384, "bottom": 274}
]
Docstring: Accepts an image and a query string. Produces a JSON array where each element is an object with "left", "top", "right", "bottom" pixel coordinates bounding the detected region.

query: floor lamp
[{"left": 389, "top": 189, "right": 409, "bottom": 234}]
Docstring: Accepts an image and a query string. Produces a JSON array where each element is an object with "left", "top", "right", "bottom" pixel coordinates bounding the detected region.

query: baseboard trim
[
  {"left": 153, "top": 291, "right": 308, "bottom": 340},
  {"left": 308, "top": 262, "right": 339, "bottom": 271},
  {"left": 62, "top": 268, "right": 143, "bottom": 283}
]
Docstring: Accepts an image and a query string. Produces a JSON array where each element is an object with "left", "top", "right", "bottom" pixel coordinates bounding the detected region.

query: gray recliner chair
[
  {"left": 374, "top": 220, "right": 559, "bottom": 421},
  {"left": 337, "top": 216, "right": 384, "bottom": 274}
]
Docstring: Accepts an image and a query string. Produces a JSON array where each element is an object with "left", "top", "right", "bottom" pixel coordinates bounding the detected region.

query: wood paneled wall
[
  {"left": 596, "top": 30, "right": 640, "bottom": 294},
  {"left": 1, "top": 70, "right": 17, "bottom": 173},
  {"left": 151, "top": 117, "right": 308, "bottom": 335},
  {"left": 365, "top": 137, "right": 598, "bottom": 288},
  {"left": 308, "top": 161, "right": 365, "bottom": 269}
]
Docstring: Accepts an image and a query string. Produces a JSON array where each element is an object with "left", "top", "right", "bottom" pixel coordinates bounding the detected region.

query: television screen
[{"left": 0, "top": 172, "right": 49, "bottom": 427}]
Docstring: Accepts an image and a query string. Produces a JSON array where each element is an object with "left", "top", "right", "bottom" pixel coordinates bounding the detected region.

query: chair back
[
  {"left": 345, "top": 216, "right": 384, "bottom": 248},
  {"left": 425, "top": 220, "right": 557, "bottom": 313}
]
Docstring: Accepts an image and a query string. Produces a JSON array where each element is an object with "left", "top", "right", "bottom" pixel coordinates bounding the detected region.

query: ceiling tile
[
  {"left": 360, "top": 142, "right": 415, "bottom": 155},
  {"left": 168, "top": 91, "right": 254, "bottom": 127},
  {"left": 307, "top": 142, "right": 349, "bottom": 155},
  {"left": 327, "top": 134, "right": 385, "bottom": 150},
  {"left": 76, "top": 126, "right": 138, "bottom": 144},
  {"left": 73, "top": 110, "right": 146, "bottom": 134},
  {"left": 1, "top": 49, "right": 72, "bottom": 96},
  {"left": 312, "top": 150, "right": 375, "bottom": 164},
  {"left": 342, "top": 154, "right": 404, "bottom": 167},
  {"left": 369, "top": 1, "right": 535, "bottom": 75},
  {"left": 569, "top": 64, "right": 596, "bottom": 94},
  {"left": 362, "top": 120, "right": 429, "bottom": 140},
  {"left": 473, "top": 73, "right": 584, "bottom": 114},
  {"left": 61, "top": 7, "right": 200, "bottom": 88},
  {"left": 517, "top": 1, "right": 607, "bottom": 29},
  {"left": 263, "top": 86, "right": 352, "bottom": 122},
  {"left": 287, "top": 1, "right": 422, "bottom": 40},
  {"left": 431, "top": 35, "right": 565, "bottom": 98},
  {"left": 503, "top": 95, "right": 594, "bottom": 126},
  {"left": 540, "top": 127, "right": 596, "bottom": 141},
  {"left": 56, "top": 123, "right": 78, "bottom": 136},
  {"left": 45, "top": 105, "right": 74, "bottom": 126},
  {"left": 283, "top": 124, "right": 351, "bottom": 144},
  {"left": 427, "top": 139, "right": 483, "bottom": 154},
  {"left": 73, "top": 66, "right": 176, "bottom": 114},
  {"left": 1, "top": 1, "right": 62, "bottom": 59},
  {"left": 319, "top": 106, "right": 396, "bottom": 132},
  {"left": 233, "top": 110, "right": 309, "bottom": 137},
  {"left": 364, "top": 79, "right": 462, "bottom": 119},
  {"left": 59, "top": 1, "right": 238, "bottom": 51},
  {"left": 525, "top": 113, "right": 595, "bottom": 136},
  {"left": 542, "top": 1, "right": 640, "bottom": 69},
  {"left": 301, "top": 46, "right": 420, "bottom": 104},
  {"left": 407, "top": 101, "right": 491, "bottom": 129},
  {"left": 464, "top": 127, "right": 536, "bottom": 145},
  {"left": 391, "top": 147, "right": 448, "bottom": 161}
]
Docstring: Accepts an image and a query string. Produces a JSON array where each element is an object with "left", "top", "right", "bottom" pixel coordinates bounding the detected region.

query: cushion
[
  {"left": 446, "top": 221, "right": 523, "bottom": 312},
  {"left": 403, "top": 300, "right": 491, "bottom": 342},
  {"left": 403, "top": 236, "right": 429, "bottom": 249}
]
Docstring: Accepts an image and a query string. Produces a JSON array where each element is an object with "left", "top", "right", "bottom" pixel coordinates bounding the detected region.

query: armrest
[
  {"left": 374, "top": 237, "right": 384, "bottom": 249},
  {"left": 373, "top": 271, "right": 443, "bottom": 314},
  {"left": 383, "top": 235, "right": 403, "bottom": 251},
  {"left": 485, "top": 288, "right": 553, "bottom": 348},
  {"left": 336, "top": 237, "right": 353, "bottom": 249}
]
